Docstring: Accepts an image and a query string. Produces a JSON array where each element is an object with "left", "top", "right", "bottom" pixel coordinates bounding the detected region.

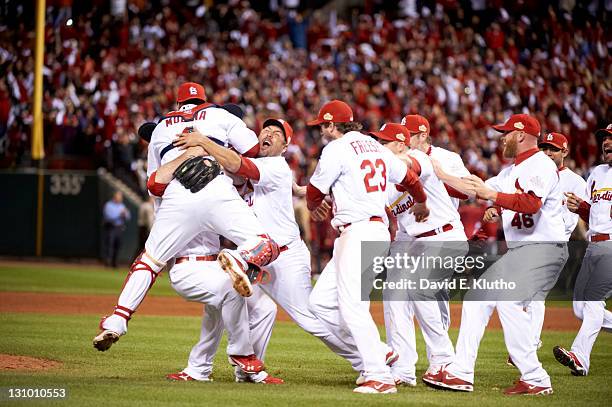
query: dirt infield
[
  {"left": 0, "top": 291, "right": 580, "bottom": 331},
  {"left": 0, "top": 354, "right": 61, "bottom": 371}
]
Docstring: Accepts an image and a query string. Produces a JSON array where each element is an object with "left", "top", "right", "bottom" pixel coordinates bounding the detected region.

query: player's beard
[{"left": 503, "top": 135, "right": 518, "bottom": 159}]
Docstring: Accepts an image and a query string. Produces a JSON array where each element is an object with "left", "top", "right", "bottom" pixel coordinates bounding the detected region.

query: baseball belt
[
  {"left": 590, "top": 233, "right": 611, "bottom": 242},
  {"left": 338, "top": 216, "right": 384, "bottom": 233},
  {"left": 415, "top": 223, "right": 453, "bottom": 239},
  {"left": 175, "top": 255, "right": 217, "bottom": 264}
]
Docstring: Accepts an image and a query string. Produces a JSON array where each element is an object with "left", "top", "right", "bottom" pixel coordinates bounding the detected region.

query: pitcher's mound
[{"left": 0, "top": 354, "right": 61, "bottom": 371}]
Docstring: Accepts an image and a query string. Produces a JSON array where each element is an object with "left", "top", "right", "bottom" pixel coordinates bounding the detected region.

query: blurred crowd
[{"left": 0, "top": 0, "right": 610, "bottom": 269}]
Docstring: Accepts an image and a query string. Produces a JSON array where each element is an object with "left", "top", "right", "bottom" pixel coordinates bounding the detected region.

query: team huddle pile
[{"left": 92, "top": 81, "right": 612, "bottom": 395}]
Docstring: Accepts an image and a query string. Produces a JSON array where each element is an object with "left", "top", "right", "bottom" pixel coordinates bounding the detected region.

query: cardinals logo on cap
[
  {"left": 546, "top": 134, "right": 554, "bottom": 141},
  {"left": 418, "top": 124, "right": 427, "bottom": 132},
  {"left": 323, "top": 113, "right": 333, "bottom": 121},
  {"left": 189, "top": 86, "right": 198, "bottom": 95},
  {"left": 396, "top": 133, "right": 406, "bottom": 141},
  {"left": 514, "top": 122, "right": 525, "bottom": 130}
]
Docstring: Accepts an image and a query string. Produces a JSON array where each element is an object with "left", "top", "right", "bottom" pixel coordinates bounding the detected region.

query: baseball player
[
  {"left": 401, "top": 114, "right": 471, "bottom": 330},
  {"left": 170, "top": 117, "right": 367, "bottom": 377},
  {"left": 402, "top": 114, "right": 471, "bottom": 208},
  {"left": 497, "top": 131, "right": 588, "bottom": 367},
  {"left": 305, "top": 100, "right": 429, "bottom": 394},
  {"left": 93, "top": 82, "right": 280, "bottom": 356},
  {"left": 423, "top": 114, "right": 568, "bottom": 395},
  {"left": 371, "top": 123, "right": 469, "bottom": 387},
  {"left": 553, "top": 124, "right": 612, "bottom": 376}
]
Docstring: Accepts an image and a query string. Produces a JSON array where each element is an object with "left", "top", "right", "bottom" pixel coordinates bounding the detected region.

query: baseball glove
[{"left": 173, "top": 156, "right": 221, "bottom": 193}]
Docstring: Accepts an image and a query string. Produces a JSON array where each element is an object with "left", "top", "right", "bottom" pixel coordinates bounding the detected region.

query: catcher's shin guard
[{"left": 239, "top": 235, "right": 280, "bottom": 269}]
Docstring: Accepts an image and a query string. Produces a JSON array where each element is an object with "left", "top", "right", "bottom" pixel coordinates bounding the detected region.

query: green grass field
[{"left": 0, "top": 263, "right": 611, "bottom": 406}]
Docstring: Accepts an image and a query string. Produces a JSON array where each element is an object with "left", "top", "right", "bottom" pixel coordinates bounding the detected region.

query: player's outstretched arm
[
  {"left": 154, "top": 146, "right": 206, "bottom": 184},
  {"left": 467, "top": 175, "right": 543, "bottom": 214},
  {"left": 431, "top": 157, "right": 476, "bottom": 197},
  {"left": 174, "top": 131, "right": 242, "bottom": 173}
]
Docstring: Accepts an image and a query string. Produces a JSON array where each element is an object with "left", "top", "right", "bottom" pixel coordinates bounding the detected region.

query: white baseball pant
[
  {"left": 260, "top": 239, "right": 363, "bottom": 371},
  {"left": 383, "top": 229, "right": 466, "bottom": 381},
  {"left": 568, "top": 241, "right": 612, "bottom": 373},
  {"left": 180, "top": 285, "right": 277, "bottom": 381},
  {"left": 447, "top": 243, "right": 568, "bottom": 387},
  {"left": 169, "top": 258, "right": 255, "bottom": 369},
  {"left": 309, "top": 220, "right": 394, "bottom": 384}
]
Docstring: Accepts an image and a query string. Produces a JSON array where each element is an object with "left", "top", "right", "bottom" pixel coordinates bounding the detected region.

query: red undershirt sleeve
[
  {"left": 494, "top": 191, "right": 542, "bottom": 214},
  {"left": 444, "top": 184, "right": 468, "bottom": 200},
  {"left": 577, "top": 200, "right": 591, "bottom": 224},
  {"left": 147, "top": 171, "right": 169, "bottom": 197},
  {"left": 243, "top": 144, "right": 260, "bottom": 158},
  {"left": 396, "top": 169, "right": 427, "bottom": 203},
  {"left": 306, "top": 184, "right": 325, "bottom": 210},
  {"left": 235, "top": 157, "right": 261, "bottom": 181}
]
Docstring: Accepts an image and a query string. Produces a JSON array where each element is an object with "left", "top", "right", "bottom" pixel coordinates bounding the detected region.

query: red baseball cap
[
  {"left": 263, "top": 118, "right": 294, "bottom": 144},
  {"left": 595, "top": 124, "right": 612, "bottom": 139},
  {"left": 492, "top": 114, "right": 541, "bottom": 136},
  {"left": 401, "top": 114, "right": 430, "bottom": 134},
  {"left": 176, "top": 82, "right": 206, "bottom": 103},
  {"left": 370, "top": 123, "right": 411, "bottom": 143},
  {"left": 307, "top": 100, "right": 354, "bottom": 126},
  {"left": 538, "top": 132, "right": 568, "bottom": 150}
]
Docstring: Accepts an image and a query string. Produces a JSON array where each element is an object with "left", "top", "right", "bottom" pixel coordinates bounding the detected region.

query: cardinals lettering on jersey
[{"left": 591, "top": 183, "right": 612, "bottom": 204}]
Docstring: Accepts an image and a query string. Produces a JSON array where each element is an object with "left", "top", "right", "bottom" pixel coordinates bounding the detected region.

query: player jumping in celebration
[
  {"left": 553, "top": 124, "right": 612, "bottom": 376},
  {"left": 423, "top": 114, "right": 568, "bottom": 395},
  {"left": 305, "top": 100, "right": 429, "bottom": 394},
  {"left": 93, "top": 82, "right": 280, "bottom": 366}
]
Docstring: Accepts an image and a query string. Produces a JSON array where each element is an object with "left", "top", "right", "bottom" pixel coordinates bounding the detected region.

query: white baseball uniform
[
  {"left": 427, "top": 145, "right": 471, "bottom": 208},
  {"left": 383, "top": 149, "right": 467, "bottom": 383},
  {"left": 525, "top": 166, "right": 587, "bottom": 351},
  {"left": 446, "top": 149, "right": 568, "bottom": 388},
  {"left": 568, "top": 164, "right": 612, "bottom": 374},
  {"left": 308, "top": 131, "right": 411, "bottom": 385},
  {"left": 101, "top": 103, "right": 273, "bottom": 336}
]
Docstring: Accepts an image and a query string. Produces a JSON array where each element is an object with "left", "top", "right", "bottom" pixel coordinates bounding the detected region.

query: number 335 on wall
[{"left": 49, "top": 174, "right": 85, "bottom": 195}]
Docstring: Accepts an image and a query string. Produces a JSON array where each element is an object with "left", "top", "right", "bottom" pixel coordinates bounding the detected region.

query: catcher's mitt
[{"left": 173, "top": 156, "right": 221, "bottom": 193}]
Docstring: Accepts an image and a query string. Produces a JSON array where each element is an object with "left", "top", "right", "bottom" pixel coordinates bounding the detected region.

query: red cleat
[
  {"left": 503, "top": 380, "right": 553, "bottom": 396},
  {"left": 353, "top": 380, "right": 397, "bottom": 394},
  {"left": 258, "top": 374, "right": 284, "bottom": 384},
  {"left": 165, "top": 372, "right": 211, "bottom": 382},
  {"left": 422, "top": 368, "right": 473, "bottom": 392},
  {"left": 553, "top": 346, "right": 586, "bottom": 376},
  {"left": 228, "top": 354, "right": 265, "bottom": 374}
]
